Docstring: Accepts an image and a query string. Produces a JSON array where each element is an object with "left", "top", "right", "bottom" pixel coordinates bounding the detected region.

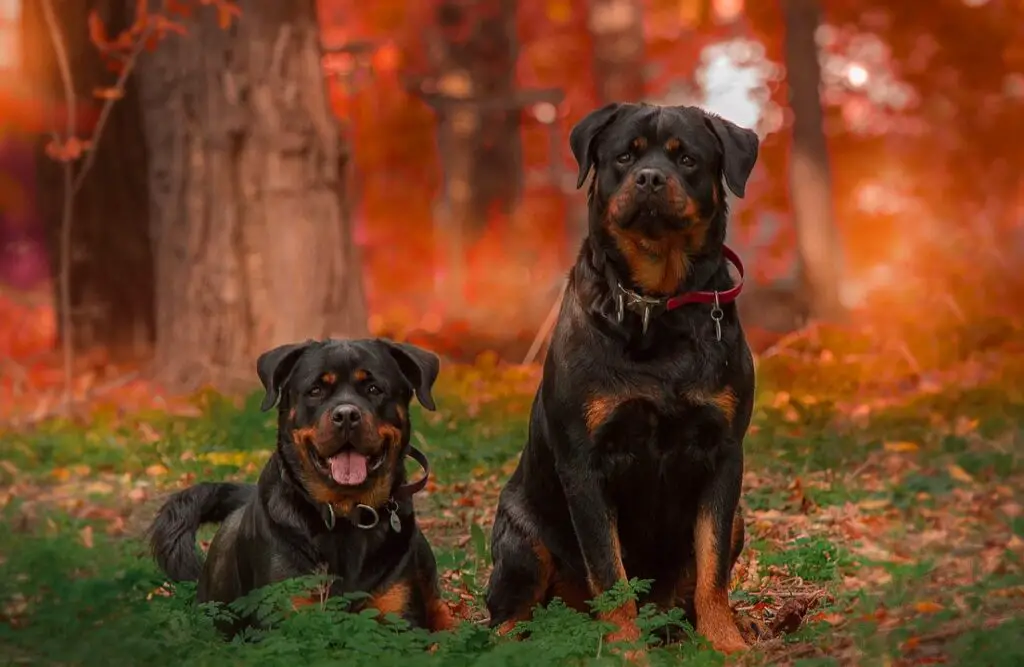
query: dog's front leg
[
  {"left": 693, "top": 448, "right": 747, "bottom": 654},
  {"left": 556, "top": 438, "right": 639, "bottom": 647}
]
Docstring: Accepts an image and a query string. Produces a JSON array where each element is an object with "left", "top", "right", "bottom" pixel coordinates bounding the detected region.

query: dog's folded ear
[
  {"left": 702, "top": 112, "right": 759, "bottom": 198},
  {"left": 256, "top": 340, "right": 315, "bottom": 412},
  {"left": 381, "top": 340, "right": 440, "bottom": 412},
  {"left": 569, "top": 102, "right": 625, "bottom": 189}
]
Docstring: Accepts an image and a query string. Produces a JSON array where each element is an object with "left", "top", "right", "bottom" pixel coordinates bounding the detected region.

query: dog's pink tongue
[{"left": 329, "top": 451, "right": 368, "bottom": 485}]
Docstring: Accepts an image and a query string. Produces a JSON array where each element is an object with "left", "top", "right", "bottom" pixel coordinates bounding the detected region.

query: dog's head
[
  {"left": 570, "top": 103, "right": 759, "bottom": 295},
  {"left": 256, "top": 338, "right": 439, "bottom": 510}
]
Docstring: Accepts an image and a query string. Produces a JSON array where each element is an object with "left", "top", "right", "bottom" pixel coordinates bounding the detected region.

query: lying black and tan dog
[
  {"left": 149, "top": 338, "right": 453, "bottom": 632},
  {"left": 486, "top": 103, "right": 759, "bottom": 654}
]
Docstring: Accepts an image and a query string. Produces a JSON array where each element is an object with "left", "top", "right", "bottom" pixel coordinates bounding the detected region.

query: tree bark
[
  {"left": 22, "top": 0, "right": 155, "bottom": 361},
  {"left": 781, "top": 0, "right": 845, "bottom": 320},
  {"left": 136, "top": 0, "right": 366, "bottom": 389},
  {"left": 588, "top": 0, "right": 646, "bottom": 103}
]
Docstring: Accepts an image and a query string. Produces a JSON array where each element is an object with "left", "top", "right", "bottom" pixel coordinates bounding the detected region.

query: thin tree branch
[
  {"left": 72, "top": 30, "right": 152, "bottom": 196},
  {"left": 40, "top": 0, "right": 77, "bottom": 413},
  {"left": 41, "top": 0, "right": 155, "bottom": 414}
]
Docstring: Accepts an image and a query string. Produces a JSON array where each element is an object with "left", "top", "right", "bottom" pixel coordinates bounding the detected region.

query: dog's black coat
[
  {"left": 486, "top": 103, "right": 759, "bottom": 653},
  {"left": 149, "top": 338, "right": 451, "bottom": 632}
]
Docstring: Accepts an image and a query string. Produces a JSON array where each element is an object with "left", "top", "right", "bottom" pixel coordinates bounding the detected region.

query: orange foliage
[{"left": 3, "top": 0, "right": 1023, "bottom": 415}]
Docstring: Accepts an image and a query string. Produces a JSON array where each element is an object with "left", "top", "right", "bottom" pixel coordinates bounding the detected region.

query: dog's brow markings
[
  {"left": 631, "top": 136, "right": 647, "bottom": 151},
  {"left": 665, "top": 137, "right": 681, "bottom": 152},
  {"left": 320, "top": 372, "right": 337, "bottom": 384},
  {"left": 352, "top": 369, "right": 369, "bottom": 382}
]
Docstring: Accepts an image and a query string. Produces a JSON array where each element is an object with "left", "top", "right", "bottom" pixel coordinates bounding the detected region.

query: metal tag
[
  {"left": 389, "top": 511, "right": 402, "bottom": 533},
  {"left": 710, "top": 292, "right": 724, "bottom": 342}
]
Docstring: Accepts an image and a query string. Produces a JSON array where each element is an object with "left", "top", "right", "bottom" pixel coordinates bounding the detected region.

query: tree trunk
[
  {"left": 432, "top": 0, "right": 521, "bottom": 230},
  {"left": 424, "top": 0, "right": 521, "bottom": 307},
  {"left": 781, "top": 0, "right": 844, "bottom": 320},
  {"left": 22, "top": 0, "right": 155, "bottom": 361},
  {"left": 136, "top": 0, "right": 366, "bottom": 389},
  {"left": 588, "top": 0, "right": 646, "bottom": 103}
]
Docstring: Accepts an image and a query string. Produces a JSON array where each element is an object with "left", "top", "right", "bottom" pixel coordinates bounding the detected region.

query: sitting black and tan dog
[
  {"left": 486, "top": 103, "right": 759, "bottom": 655},
  {"left": 149, "top": 338, "right": 453, "bottom": 632}
]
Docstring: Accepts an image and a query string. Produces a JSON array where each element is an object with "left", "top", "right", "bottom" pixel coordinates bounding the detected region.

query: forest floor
[{"left": 1, "top": 324, "right": 1023, "bottom": 666}]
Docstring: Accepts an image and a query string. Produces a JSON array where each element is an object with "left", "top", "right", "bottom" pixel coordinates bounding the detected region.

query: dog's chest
[{"left": 587, "top": 347, "right": 739, "bottom": 482}]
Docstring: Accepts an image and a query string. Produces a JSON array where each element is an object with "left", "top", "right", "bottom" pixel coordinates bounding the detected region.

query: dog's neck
[{"left": 585, "top": 221, "right": 728, "bottom": 299}]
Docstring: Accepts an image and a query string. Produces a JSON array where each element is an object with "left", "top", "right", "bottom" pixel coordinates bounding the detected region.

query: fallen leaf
[
  {"left": 913, "top": 601, "right": 943, "bottom": 614},
  {"left": 145, "top": 464, "right": 168, "bottom": 477},
  {"left": 884, "top": 441, "right": 920, "bottom": 453},
  {"left": 946, "top": 464, "right": 975, "bottom": 484},
  {"left": 859, "top": 498, "right": 891, "bottom": 511}
]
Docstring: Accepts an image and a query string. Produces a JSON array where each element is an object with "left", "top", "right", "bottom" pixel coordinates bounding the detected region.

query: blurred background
[{"left": 1, "top": 0, "right": 1023, "bottom": 418}]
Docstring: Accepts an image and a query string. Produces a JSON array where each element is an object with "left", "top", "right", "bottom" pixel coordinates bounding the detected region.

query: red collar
[
  {"left": 665, "top": 245, "right": 745, "bottom": 310},
  {"left": 613, "top": 245, "right": 745, "bottom": 336}
]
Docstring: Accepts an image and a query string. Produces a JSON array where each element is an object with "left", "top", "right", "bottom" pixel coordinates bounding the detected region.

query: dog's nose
[
  {"left": 635, "top": 168, "right": 666, "bottom": 193},
  {"left": 330, "top": 404, "right": 362, "bottom": 429}
]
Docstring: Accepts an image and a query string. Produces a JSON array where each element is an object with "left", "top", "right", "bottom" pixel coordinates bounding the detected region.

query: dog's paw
[
  {"left": 605, "top": 620, "right": 645, "bottom": 664},
  {"left": 616, "top": 647, "right": 648, "bottom": 665},
  {"left": 495, "top": 620, "right": 524, "bottom": 638},
  {"left": 698, "top": 620, "right": 749, "bottom": 655},
  {"left": 605, "top": 620, "right": 641, "bottom": 644}
]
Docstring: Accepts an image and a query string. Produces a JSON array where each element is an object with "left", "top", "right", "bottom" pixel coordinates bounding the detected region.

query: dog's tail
[{"left": 148, "top": 482, "right": 255, "bottom": 582}]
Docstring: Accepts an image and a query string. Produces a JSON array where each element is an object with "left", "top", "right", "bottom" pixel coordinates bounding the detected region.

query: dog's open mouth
[{"left": 313, "top": 444, "right": 386, "bottom": 486}]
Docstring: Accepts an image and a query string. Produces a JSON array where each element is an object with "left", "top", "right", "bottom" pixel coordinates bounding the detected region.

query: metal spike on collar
[
  {"left": 641, "top": 304, "right": 651, "bottom": 335},
  {"left": 616, "top": 290, "right": 625, "bottom": 324}
]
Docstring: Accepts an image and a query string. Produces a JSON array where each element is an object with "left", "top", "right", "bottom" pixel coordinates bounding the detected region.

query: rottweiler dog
[
  {"left": 486, "top": 103, "right": 759, "bottom": 655},
  {"left": 149, "top": 338, "right": 453, "bottom": 633}
]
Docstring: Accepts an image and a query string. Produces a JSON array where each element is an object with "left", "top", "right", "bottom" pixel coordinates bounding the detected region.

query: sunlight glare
[{"left": 845, "top": 63, "right": 869, "bottom": 89}]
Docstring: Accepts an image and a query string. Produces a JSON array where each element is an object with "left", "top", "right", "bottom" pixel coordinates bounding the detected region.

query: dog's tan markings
[
  {"left": 418, "top": 570, "right": 456, "bottom": 631},
  {"left": 665, "top": 137, "right": 681, "bottom": 152},
  {"left": 589, "top": 517, "right": 640, "bottom": 646},
  {"left": 606, "top": 214, "right": 696, "bottom": 296},
  {"left": 694, "top": 507, "right": 748, "bottom": 654},
  {"left": 290, "top": 595, "right": 319, "bottom": 611},
  {"left": 352, "top": 369, "right": 368, "bottom": 382},
  {"left": 495, "top": 539, "right": 556, "bottom": 637},
  {"left": 292, "top": 426, "right": 318, "bottom": 447},
  {"left": 368, "top": 580, "right": 410, "bottom": 618},
  {"left": 396, "top": 404, "right": 407, "bottom": 425},
  {"left": 673, "top": 510, "right": 743, "bottom": 608},
  {"left": 320, "top": 372, "right": 337, "bottom": 385},
  {"left": 730, "top": 509, "right": 745, "bottom": 563},
  {"left": 583, "top": 394, "right": 627, "bottom": 435},
  {"left": 631, "top": 136, "right": 647, "bottom": 152},
  {"left": 427, "top": 596, "right": 455, "bottom": 632},
  {"left": 684, "top": 388, "right": 737, "bottom": 425}
]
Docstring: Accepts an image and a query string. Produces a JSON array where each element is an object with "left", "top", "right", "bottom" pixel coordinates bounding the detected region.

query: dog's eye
[
  {"left": 679, "top": 155, "right": 696, "bottom": 168},
  {"left": 616, "top": 152, "right": 632, "bottom": 165},
  {"left": 367, "top": 384, "right": 383, "bottom": 396},
  {"left": 307, "top": 386, "right": 323, "bottom": 399}
]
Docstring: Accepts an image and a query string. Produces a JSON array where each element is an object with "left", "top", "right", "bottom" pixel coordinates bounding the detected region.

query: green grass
[{"left": 1, "top": 373, "right": 1023, "bottom": 666}]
